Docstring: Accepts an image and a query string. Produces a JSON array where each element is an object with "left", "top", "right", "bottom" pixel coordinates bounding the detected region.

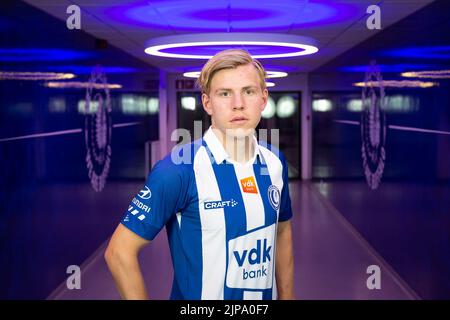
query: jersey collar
[{"left": 203, "top": 127, "right": 262, "bottom": 165}]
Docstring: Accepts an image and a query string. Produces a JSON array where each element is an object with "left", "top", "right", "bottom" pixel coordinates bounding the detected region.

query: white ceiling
[{"left": 23, "top": 0, "right": 435, "bottom": 74}]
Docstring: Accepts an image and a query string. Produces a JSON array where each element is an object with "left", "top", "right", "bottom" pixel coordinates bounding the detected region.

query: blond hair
[{"left": 197, "top": 49, "right": 267, "bottom": 95}]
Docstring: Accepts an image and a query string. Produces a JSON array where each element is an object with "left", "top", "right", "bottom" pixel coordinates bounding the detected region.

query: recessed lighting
[
  {"left": 44, "top": 81, "right": 122, "bottom": 89},
  {"left": 353, "top": 80, "right": 438, "bottom": 88},
  {"left": 0, "top": 71, "right": 75, "bottom": 81},
  {"left": 401, "top": 70, "right": 450, "bottom": 79}
]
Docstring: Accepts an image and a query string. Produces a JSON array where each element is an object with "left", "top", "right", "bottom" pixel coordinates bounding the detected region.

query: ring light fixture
[
  {"left": 145, "top": 33, "right": 318, "bottom": 59},
  {"left": 183, "top": 70, "right": 288, "bottom": 78}
]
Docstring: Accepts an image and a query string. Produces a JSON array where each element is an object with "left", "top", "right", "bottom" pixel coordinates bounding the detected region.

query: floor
[{"left": 48, "top": 181, "right": 419, "bottom": 300}]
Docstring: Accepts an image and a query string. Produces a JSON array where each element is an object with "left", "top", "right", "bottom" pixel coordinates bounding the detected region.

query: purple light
[
  {"left": 0, "top": 48, "right": 95, "bottom": 62},
  {"left": 380, "top": 46, "right": 450, "bottom": 59},
  {"left": 105, "top": 0, "right": 359, "bottom": 31},
  {"left": 340, "top": 64, "right": 436, "bottom": 73},
  {"left": 188, "top": 8, "right": 275, "bottom": 22},
  {"left": 46, "top": 65, "right": 139, "bottom": 74}
]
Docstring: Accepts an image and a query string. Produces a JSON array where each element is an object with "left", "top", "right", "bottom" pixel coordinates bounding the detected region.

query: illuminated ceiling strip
[
  {"left": 0, "top": 71, "right": 75, "bottom": 81},
  {"left": 0, "top": 128, "right": 82, "bottom": 142},
  {"left": 112, "top": 122, "right": 141, "bottom": 128},
  {"left": 265, "top": 82, "right": 275, "bottom": 87},
  {"left": 353, "top": 80, "right": 439, "bottom": 88},
  {"left": 183, "top": 71, "right": 201, "bottom": 78},
  {"left": 334, "top": 120, "right": 450, "bottom": 136},
  {"left": 401, "top": 70, "right": 450, "bottom": 79},
  {"left": 388, "top": 125, "right": 450, "bottom": 135},
  {"left": 145, "top": 33, "right": 318, "bottom": 59},
  {"left": 183, "top": 70, "right": 288, "bottom": 78},
  {"left": 44, "top": 81, "right": 122, "bottom": 89},
  {"left": 0, "top": 122, "right": 140, "bottom": 143}
]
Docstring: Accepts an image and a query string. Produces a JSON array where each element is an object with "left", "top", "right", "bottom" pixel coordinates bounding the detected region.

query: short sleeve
[
  {"left": 120, "top": 157, "right": 190, "bottom": 240},
  {"left": 278, "top": 153, "right": 293, "bottom": 222}
]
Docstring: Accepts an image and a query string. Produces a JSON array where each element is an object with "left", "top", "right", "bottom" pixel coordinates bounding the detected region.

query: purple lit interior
[{"left": 105, "top": 0, "right": 359, "bottom": 31}]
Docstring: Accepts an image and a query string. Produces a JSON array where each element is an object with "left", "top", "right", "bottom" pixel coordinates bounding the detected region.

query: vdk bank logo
[
  {"left": 233, "top": 238, "right": 272, "bottom": 280},
  {"left": 240, "top": 176, "right": 258, "bottom": 194},
  {"left": 227, "top": 224, "right": 275, "bottom": 289},
  {"left": 84, "top": 65, "right": 112, "bottom": 192}
]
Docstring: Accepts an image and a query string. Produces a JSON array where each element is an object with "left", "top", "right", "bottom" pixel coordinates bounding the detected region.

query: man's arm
[
  {"left": 104, "top": 224, "right": 150, "bottom": 300},
  {"left": 275, "top": 220, "right": 295, "bottom": 299}
]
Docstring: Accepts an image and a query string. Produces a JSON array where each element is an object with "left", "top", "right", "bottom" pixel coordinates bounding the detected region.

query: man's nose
[{"left": 232, "top": 93, "right": 245, "bottom": 110}]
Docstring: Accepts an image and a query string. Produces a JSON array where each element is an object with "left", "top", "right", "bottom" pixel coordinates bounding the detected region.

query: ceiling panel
[{"left": 22, "top": 0, "right": 435, "bottom": 73}]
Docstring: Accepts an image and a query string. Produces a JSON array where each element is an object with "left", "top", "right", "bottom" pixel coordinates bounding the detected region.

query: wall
[
  {"left": 308, "top": 0, "right": 450, "bottom": 298},
  {"left": 0, "top": 1, "right": 159, "bottom": 299}
]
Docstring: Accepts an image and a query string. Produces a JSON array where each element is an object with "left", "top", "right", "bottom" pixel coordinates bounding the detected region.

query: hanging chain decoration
[
  {"left": 361, "top": 60, "right": 387, "bottom": 190},
  {"left": 84, "top": 65, "right": 112, "bottom": 192}
]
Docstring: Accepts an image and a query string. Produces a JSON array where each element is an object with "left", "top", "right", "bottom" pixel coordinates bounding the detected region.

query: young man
[{"left": 105, "top": 49, "right": 295, "bottom": 300}]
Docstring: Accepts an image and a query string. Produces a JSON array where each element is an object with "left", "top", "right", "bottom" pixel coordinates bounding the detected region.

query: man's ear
[
  {"left": 260, "top": 88, "right": 268, "bottom": 111},
  {"left": 202, "top": 93, "right": 213, "bottom": 115}
]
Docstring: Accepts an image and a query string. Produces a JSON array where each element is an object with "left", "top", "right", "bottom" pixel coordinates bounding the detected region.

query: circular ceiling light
[
  {"left": 0, "top": 71, "right": 75, "bottom": 81},
  {"left": 145, "top": 33, "right": 318, "bottom": 59},
  {"left": 183, "top": 70, "right": 287, "bottom": 78},
  {"left": 401, "top": 70, "right": 450, "bottom": 79}
]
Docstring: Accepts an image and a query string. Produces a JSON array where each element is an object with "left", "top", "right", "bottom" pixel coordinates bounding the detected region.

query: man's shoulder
[
  {"left": 257, "top": 141, "right": 286, "bottom": 162},
  {"left": 156, "top": 139, "right": 204, "bottom": 172}
]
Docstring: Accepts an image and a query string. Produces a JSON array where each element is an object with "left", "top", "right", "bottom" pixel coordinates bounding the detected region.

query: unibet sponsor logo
[
  {"left": 233, "top": 239, "right": 271, "bottom": 280},
  {"left": 240, "top": 176, "right": 258, "bottom": 194},
  {"left": 132, "top": 197, "right": 151, "bottom": 213},
  {"left": 204, "top": 199, "right": 238, "bottom": 210}
]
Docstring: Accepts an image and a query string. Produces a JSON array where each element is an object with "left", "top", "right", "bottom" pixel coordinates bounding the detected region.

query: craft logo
[
  {"left": 240, "top": 176, "right": 258, "bottom": 194},
  {"left": 85, "top": 65, "right": 112, "bottom": 192},
  {"left": 361, "top": 61, "right": 387, "bottom": 190},
  {"left": 204, "top": 199, "right": 238, "bottom": 210},
  {"left": 267, "top": 185, "right": 280, "bottom": 211}
]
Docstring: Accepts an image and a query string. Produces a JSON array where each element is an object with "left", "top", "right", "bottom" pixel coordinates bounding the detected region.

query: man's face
[{"left": 202, "top": 64, "right": 268, "bottom": 139}]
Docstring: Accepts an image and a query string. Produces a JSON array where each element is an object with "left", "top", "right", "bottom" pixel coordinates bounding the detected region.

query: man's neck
[{"left": 212, "top": 127, "right": 255, "bottom": 164}]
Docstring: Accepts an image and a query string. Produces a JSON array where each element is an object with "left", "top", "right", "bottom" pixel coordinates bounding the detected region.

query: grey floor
[{"left": 48, "top": 181, "right": 419, "bottom": 300}]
